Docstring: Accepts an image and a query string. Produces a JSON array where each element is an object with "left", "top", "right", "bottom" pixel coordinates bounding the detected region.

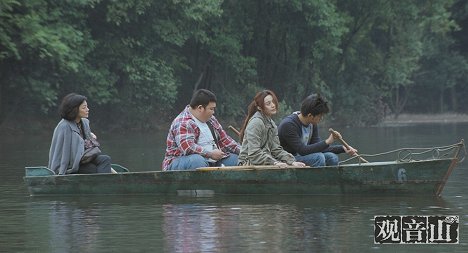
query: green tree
[
  {"left": 0, "top": 0, "right": 95, "bottom": 121},
  {"left": 331, "top": 0, "right": 458, "bottom": 123},
  {"left": 1, "top": 0, "right": 467, "bottom": 129},
  {"left": 85, "top": 0, "right": 224, "bottom": 128}
]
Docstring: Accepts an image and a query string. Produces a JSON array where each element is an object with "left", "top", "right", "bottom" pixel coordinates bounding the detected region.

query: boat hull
[{"left": 24, "top": 158, "right": 457, "bottom": 196}]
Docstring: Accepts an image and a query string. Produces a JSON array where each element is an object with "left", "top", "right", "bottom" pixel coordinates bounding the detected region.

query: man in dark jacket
[{"left": 278, "top": 94, "right": 356, "bottom": 167}]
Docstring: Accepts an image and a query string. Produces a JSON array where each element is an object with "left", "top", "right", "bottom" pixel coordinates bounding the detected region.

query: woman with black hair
[{"left": 48, "top": 93, "right": 113, "bottom": 175}]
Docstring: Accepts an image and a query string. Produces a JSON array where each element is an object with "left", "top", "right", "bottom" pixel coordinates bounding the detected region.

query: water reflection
[
  {"left": 2, "top": 123, "right": 468, "bottom": 252},
  {"left": 48, "top": 201, "right": 100, "bottom": 252},
  {"left": 12, "top": 192, "right": 467, "bottom": 252},
  {"left": 158, "top": 195, "right": 457, "bottom": 252},
  {"left": 163, "top": 204, "right": 220, "bottom": 252},
  {"left": 24, "top": 200, "right": 100, "bottom": 252}
]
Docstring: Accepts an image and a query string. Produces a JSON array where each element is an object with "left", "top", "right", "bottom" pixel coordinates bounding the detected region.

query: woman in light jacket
[
  {"left": 238, "top": 90, "right": 305, "bottom": 168},
  {"left": 48, "top": 93, "right": 112, "bottom": 174}
]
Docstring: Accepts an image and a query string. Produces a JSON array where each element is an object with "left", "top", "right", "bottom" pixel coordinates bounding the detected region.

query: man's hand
[
  {"left": 344, "top": 145, "right": 357, "bottom": 156},
  {"left": 208, "top": 149, "right": 226, "bottom": 161},
  {"left": 291, "top": 161, "right": 306, "bottom": 167},
  {"left": 274, "top": 161, "right": 288, "bottom": 168},
  {"left": 325, "top": 133, "right": 335, "bottom": 145}
]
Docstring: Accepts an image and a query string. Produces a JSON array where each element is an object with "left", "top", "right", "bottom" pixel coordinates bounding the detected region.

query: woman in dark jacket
[{"left": 48, "top": 93, "right": 113, "bottom": 174}]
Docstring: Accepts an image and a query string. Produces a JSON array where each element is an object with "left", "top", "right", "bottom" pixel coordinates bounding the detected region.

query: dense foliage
[{"left": 1, "top": 0, "right": 467, "bottom": 129}]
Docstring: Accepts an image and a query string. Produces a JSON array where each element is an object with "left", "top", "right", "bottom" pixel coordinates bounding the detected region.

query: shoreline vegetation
[
  {"left": 381, "top": 113, "right": 468, "bottom": 125},
  {"left": 2, "top": 113, "right": 468, "bottom": 135}
]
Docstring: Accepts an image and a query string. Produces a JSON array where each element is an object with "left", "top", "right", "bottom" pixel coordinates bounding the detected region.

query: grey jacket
[
  {"left": 238, "top": 111, "right": 295, "bottom": 165},
  {"left": 48, "top": 118, "right": 91, "bottom": 175}
]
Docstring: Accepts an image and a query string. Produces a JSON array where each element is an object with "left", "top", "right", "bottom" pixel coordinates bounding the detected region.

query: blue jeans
[
  {"left": 295, "top": 152, "right": 339, "bottom": 167},
  {"left": 167, "top": 154, "right": 239, "bottom": 171}
]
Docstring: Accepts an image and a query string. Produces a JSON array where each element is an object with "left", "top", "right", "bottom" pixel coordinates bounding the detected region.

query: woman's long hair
[{"left": 239, "top": 90, "right": 278, "bottom": 142}]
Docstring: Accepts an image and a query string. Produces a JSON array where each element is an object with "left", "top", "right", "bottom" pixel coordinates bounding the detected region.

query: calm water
[{"left": 1, "top": 123, "right": 467, "bottom": 252}]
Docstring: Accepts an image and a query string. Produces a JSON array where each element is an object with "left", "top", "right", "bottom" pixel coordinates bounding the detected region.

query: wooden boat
[{"left": 24, "top": 140, "right": 465, "bottom": 196}]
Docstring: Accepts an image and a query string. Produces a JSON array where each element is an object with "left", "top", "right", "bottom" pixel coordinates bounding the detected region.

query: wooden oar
[
  {"left": 228, "top": 125, "right": 241, "bottom": 137},
  {"left": 329, "top": 128, "right": 369, "bottom": 163}
]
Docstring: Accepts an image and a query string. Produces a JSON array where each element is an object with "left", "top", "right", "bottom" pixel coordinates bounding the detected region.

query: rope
[{"left": 339, "top": 140, "right": 466, "bottom": 164}]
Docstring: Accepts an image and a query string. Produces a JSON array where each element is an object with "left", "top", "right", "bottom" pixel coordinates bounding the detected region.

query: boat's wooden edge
[
  {"left": 24, "top": 163, "right": 130, "bottom": 177},
  {"left": 196, "top": 162, "right": 399, "bottom": 171},
  {"left": 25, "top": 166, "right": 55, "bottom": 177},
  {"left": 24, "top": 157, "right": 457, "bottom": 175},
  {"left": 196, "top": 158, "right": 457, "bottom": 171},
  {"left": 196, "top": 165, "right": 315, "bottom": 171},
  {"left": 195, "top": 163, "right": 375, "bottom": 171},
  {"left": 435, "top": 141, "right": 464, "bottom": 196}
]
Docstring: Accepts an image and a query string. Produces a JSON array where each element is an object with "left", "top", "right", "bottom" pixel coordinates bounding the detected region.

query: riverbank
[
  {"left": 2, "top": 113, "right": 468, "bottom": 135},
  {"left": 381, "top": 113, "right": 468, "bottom": 125}
]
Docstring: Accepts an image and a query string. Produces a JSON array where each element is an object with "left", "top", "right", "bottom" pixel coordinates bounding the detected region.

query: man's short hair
[
  {"left": 300, "top": 94, "right": 329, "bottom": 116},
  {"left": 189, "top": 89, "right": 217, "bottom": 108}
]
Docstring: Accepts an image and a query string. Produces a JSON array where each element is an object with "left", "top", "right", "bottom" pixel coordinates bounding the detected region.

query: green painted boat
[{"left": 24, "top": 141, "right": 465, "bottom": 196}]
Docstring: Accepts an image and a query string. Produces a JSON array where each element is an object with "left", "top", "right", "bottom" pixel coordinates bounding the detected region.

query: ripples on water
[
  {"left": 2, "top": 194, "right": 464, "bottom": 252},
  {"left": 1, "top": 124, "right": 468, "bottom": 252}
]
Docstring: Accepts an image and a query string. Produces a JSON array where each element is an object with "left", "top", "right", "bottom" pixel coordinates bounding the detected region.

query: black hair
[
  {"left": 300, "top": 94, "right": 329, "bottom": 116},
  {"left": 59, "top": 93, "right": 87, "bottom": 121},
  {"left": 189, "top": 89, "right": 217, "bottom": 108}
]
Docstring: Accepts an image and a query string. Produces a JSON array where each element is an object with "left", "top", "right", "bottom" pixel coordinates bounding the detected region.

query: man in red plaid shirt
[{"left": 162, "top": 89, "right": 240, "bottom": 171}]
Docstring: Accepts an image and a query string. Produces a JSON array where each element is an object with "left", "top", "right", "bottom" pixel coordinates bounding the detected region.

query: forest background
[{"left": 1, "top": 0, "right": 468, "bottom": 132}]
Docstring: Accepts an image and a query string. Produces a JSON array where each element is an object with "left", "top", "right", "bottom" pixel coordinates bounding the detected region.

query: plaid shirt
[{"left": 162, "top": 106, "right": 240, "bottom": 170}]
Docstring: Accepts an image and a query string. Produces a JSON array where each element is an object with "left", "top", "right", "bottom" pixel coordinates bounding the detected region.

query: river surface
[{"left": 1, "top": 123, "right": 467, "bottom": 252}]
